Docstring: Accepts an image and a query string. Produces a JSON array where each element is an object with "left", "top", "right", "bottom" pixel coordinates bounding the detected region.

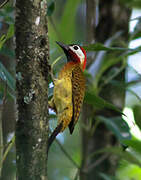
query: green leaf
[
  {"left": 83, "top": 43, "right": 129, "bottom": 52},
  {"left": 123, "top": 137, "right": 141, "bottom": 154},
  {"left": 0, "top": 47, "right": 15, "bottom": 58},
  {"left": 83, "top": 43, "right": 141, "bottom": 57},
  {"left": 0, "top": 61, "right": 15, "bottom": 91},
  {"left": 84, "top": 90, "right": 123, "bottom": 114},
  {"left": 133, "top": 105, "right": 141, "bottom": 130},
  {"left": 109, "top": 80, "right": 141, "bottom": 104},
  {"left": 0, "top": 83, "right": 15, "bottom": 100},
  {"left": 117, "top": 163, "right": 141, "bottom": 180},
  {"left": 92, "top": 55, "right": 124, "bottom": 88},
  {"left": 125, "top": 46, "right": 141, "bottom": 56},
  {"left": 99, "top": 173, "right": 117, "bottom": 180},
  {"left": 48, "top": 114, "right": 57, "bottom": 119},
  {"left": 97, "top": 116, "right": 131, "bottom": 141},
  {"left": 110, "top": 79, "right": 141, "bottom": 89},
  {"left": 5, "top": 6, "right": 14, "bottom": 13},
  {"left": 0, "top": 24, "right": 14, "bottom": 49},
  {"left": 47, "top": 1, "right": 55, "bottom": 16},
  {"left": 91, "top": 147, "right": 141, "bottom": 167},
  {"left": 83, "top": 70, "right": 93, "bottom": 79},
  {"left": 120, "top": 0, "right": 141, "bottom": 8},
  {"left": 0, "top": 35, "right": 6, "bottom": 49},
  {"left": 6, "top": 24, "right": 14, "bottom": 40},
  {"left": 131, "top": 17, "right": 141, "bottom": 40}
]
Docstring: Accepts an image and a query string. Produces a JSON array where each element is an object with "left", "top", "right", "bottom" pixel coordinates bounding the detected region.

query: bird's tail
[{"left": 47, "top": 122, "right": 63, "bottom": 152}]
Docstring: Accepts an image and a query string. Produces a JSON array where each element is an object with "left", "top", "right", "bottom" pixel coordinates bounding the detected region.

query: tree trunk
[
  {"left": 80, "top": 0, "right": 131, "bottom": 179},
  {"left": 15, "top": 0, "right": 49, "bottom": 179}
]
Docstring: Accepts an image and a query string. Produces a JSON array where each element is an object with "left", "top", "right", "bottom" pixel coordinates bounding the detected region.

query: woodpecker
[{"left": 48, "top": 42, "right": 87, "bottom": 148}]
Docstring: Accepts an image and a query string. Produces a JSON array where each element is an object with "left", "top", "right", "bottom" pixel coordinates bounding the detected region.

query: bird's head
[{"left": 56, "top": 42, "right": 87, "bottom": 71}]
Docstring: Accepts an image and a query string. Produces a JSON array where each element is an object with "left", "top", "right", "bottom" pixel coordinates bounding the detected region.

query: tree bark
[
  {"left": 80, "top": 0, "right": 131, "bottom": 180},
  {"left": 15, "top": 0, "right": 49, "bottom": 179}
]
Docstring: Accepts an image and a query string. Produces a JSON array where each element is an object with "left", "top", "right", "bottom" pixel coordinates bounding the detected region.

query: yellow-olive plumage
[
  {"left": 49, "top": 62, "right": 85, "bottom": 133},
  {"left": 48, "top": 42, "right": 87, "bottom": 148}
]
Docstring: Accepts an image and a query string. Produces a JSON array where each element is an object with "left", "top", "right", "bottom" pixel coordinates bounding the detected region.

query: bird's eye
[{"left": 73, "top": 45, "right": 79, "bottom": 50}]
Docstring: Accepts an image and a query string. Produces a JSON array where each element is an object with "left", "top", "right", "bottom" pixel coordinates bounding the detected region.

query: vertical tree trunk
[
  {"left": 86, "top": 0, "right": 97, "bottom": 43},
  {"left": 80, "top": 0, "right": 131, "bottom": 179},
  {"left": 15, "top": 0, "right": 49, "bottom": 179},
  {"left": 0, "top": 103, "right": 3, "bottom": 177}
]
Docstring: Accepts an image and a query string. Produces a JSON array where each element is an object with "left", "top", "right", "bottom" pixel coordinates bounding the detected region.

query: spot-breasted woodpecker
[{"left": 48, "top": 42, "right": 87, "bottom": 148}]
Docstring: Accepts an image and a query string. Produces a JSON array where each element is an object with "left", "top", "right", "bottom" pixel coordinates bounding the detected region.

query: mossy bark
[{"left": 15, "top": 0, "right": 49, "bottom": 179}]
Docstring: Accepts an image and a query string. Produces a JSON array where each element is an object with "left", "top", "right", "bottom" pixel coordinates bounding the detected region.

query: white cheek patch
[{"left": 69, "top": 46, "right": 85, "bottom": 64}]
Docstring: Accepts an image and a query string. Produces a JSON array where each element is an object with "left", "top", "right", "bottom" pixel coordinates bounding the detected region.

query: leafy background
[{"left": 0, "top": 0, "right": 141, "bottom": 180}]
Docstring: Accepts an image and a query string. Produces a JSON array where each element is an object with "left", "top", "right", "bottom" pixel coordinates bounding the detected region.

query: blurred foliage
[
  {"left": 84, "top": 90, "right": 125, "bottom": 115},
  {"left": 120, "top": 0, "right": 141, "bottom": 8},
  {"left": 47, "top": 0, "right": 55, "bottom": 16},
  {"left": 97, "top": 116, "right": 131, "bottom": 141},
  {"left": 116, "top": 162, "right": 141, "bottom": 180},
  {"left": 0, "top": 24, "right": 14, "bottom": 49},
  {"left": 91, "top": 146, "right": 141, "bottom": 167},
  {"left": 0, "top": 0, "right": 141, "bottom": 180},
  {"left": 133, "top": 105, "right": 141, "bottom": 129}
]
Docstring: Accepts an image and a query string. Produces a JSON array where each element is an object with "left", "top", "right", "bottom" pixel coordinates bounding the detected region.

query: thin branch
[
  {"left": 3, "top": 82, "right": 7, "bottom": 105},
  {"left": 55, "top": 138, "right": 80, "bottom": 169},
  {"left": 0, "top": 82, "right": 8, "bottom": 176},
  {"left": 74, "top": 169, "right": 79, "bottom": 180},
  {"left": 90, "top": 118, "right": 99, "bottom": 136},
  {"left": 0, "top": 0, "right": 10, "bottom": 9},
  {"left": 84, "top": 154, "right": 109, "bottom": 173},
  {"left": 127, "top": 89, "right": 141, "bottom": 104},
  {"left": 88, "top": 31, "right": 123, "bottom": 78},
  {"left": 99, "top": 62, "right": 126, "bottom": 91},
  {"left": 130, "top": 16, "right": 141, "bottom": 21},
  {"left": 0, "top": 135, "right": 15, "bottom": 166},
  {"left": 48, "top": 128, "right": 80, "bottom": 168},
  {"left": 128, "top": 64, "right": 141, "bottom": 78}
]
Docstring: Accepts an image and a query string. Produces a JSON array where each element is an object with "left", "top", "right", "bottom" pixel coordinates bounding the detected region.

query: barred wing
[{"left": 69, "top": 66, "right": 85, "bottom": 134}]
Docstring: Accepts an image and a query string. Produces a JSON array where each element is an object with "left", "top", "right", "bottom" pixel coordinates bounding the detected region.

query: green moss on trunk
[{"left": 15, "top": 0, "right": 49, "bottom": 179}]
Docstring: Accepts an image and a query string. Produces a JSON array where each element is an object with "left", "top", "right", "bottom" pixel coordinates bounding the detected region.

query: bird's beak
[{"left": 56, "top": 41, "right": 69, "bottom": 51}]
